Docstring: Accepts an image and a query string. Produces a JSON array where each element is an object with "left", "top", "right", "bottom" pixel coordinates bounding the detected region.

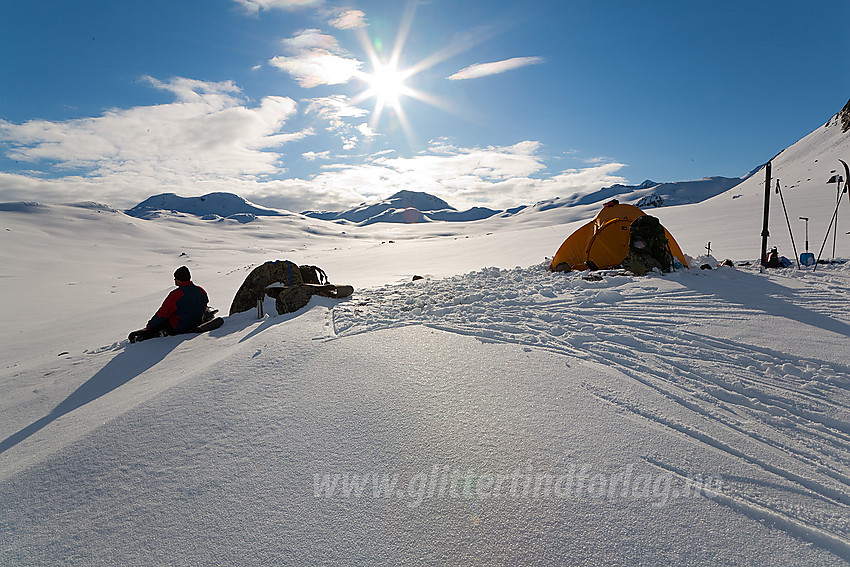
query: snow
[{"left": 2, "top": 110, "right": 850, "bottom": 564}]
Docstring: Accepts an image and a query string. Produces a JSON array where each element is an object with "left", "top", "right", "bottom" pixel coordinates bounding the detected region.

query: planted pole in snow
[
  {"left": 760, "top": 161, "right": 772, "bottom": 268},
  {"left": 799, "top": 217, "right": 815, "bottom": 267},
  {"left": 833, "top": 174, "right": 843, "bottom": 260},
  {"left": 775, "top": 179, "right": 800, "bottom": 269},
  {"left": 799, "top": 217, "right": 809, "bottom": 252},
  {"left": 814, "top": 160, "right": 849, "bottom": 271}
]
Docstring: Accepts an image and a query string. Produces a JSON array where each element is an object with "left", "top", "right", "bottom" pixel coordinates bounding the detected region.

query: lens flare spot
[{"left": 403, "top": 207, "right": 422, "bottom": 223}]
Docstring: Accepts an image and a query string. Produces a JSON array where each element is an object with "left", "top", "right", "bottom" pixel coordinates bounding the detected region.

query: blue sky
[{"left": 1, "top": 0, "right": 848, "bottom": 211}]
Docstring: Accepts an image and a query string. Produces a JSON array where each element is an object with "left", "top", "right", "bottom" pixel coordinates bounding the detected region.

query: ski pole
[
  {"left": 815, "top": 175, "right": 847, "bottom": 271},
  {"left": 775, "top": 179, "right": 800, "bottom": 269}
]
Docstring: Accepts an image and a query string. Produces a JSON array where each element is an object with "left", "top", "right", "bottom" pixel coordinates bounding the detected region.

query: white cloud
[
  {"left": 328, "top": 9, "right": 366, "bottom": 29},
  {"left": 234, "top": 0, "right": 323, "bottom": 13},
  {"left": 282, "top": 28, "right": 340, "bottom": 51},
  {"left": 341, "top": 135, "right": 358, "bottom": 151},
  {"left": 270, "top": 29, "right": 362, "bottom": 87},
  {"left": 262, "top": 140, "right": 628, "bottom": 211},
  {"left": 0, "top": 77, "right": 309, "bottom": 206},
  {"left": 143, "top": 76, "right": 242, "bottom": 102},
  {"left": 0, "top": 88, "right": 625, "bottom": 212},
  {"left": 270, "top": 51, "right": 361, "bottom": 88},
  {"left": 305, "top": 95, "right": 368, "bottom": 121},
  {"left": 357, "top": 123, "right": 376, "bottom": 138},
  {"left": 375, "top": 141, "right": 546, "bottom": 181},
  {"left": 447, "top": 56, "right": 544, "bottom": 80},
  {"left": 302, "top": 150, "right": 331, "bottom": 161},
  {"left": 304, "top": 95, "right": 369, "bottom": 146}
]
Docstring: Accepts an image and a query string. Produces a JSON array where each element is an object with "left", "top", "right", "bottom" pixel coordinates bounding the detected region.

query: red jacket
[{"left": 147, "top": 281, "right": 209, "bottom": 333}]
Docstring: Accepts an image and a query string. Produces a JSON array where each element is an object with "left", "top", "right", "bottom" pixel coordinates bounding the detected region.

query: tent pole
[{"left": 760, "top": 161, "right": 772, "bottom": 268}]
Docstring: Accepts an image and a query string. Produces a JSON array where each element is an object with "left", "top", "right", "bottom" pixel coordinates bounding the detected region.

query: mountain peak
[
  {"left": 125, "top": 192, "right": 285, "bottom": 220},
  {"left": 302, "top": 190, "right": 499, "bottom": 225},
  {"left": 385, "top": 190, "right": 454, "bottom": 211}
]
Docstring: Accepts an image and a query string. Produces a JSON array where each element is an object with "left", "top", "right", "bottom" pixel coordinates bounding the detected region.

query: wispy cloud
[
  {"left": 304, "top": 95, "right": 369, "bottom": 146},
  {"left": 282, "top": 28, "right": 339, "bottom": 51},
  {"left": 302, "top": 150, "right": 331, "bottom": 161},
  {"left": 234, "top": 0, "right": 323, "bottom": 14},
  {"left": 447, "top": 56, "right": 544, "bottom": 80},
  {"left": 269, "top": 29, "right": 362, "bottom": 87},
  {"left": 328, "top": 9, "right": 366, "bottom": 29}
]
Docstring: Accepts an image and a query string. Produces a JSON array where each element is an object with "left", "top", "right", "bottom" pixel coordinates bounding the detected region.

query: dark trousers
[{"left": 129, "top": 320, "right": 175, "bottom": 343}]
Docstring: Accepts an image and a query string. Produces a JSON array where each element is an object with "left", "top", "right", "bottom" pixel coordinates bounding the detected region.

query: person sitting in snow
[
  {"left": 128, "top": 266, "right": 209, "bottom": 343},
  {"left": 765, "top": 247, "right": 780, "bottom": 269}
]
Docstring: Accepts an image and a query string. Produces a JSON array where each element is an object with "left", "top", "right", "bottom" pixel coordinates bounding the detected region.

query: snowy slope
[
  {"left": 656, "top": 101, "right": 850, "bottom": 263},
  {"left": 2, "top": 103, "right": 850, "bottom": 565}
]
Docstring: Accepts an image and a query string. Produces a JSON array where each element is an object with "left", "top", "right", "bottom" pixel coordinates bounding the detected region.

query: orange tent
[{"left": 550, "top": 201, "right": 687, "bottom": 272}]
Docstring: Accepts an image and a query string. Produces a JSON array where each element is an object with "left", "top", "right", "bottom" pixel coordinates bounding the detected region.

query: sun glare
[
  {"left": 350, "top": 2, "right": 478, "bottom": 143},
  {"left": 366, "top": 62, "right": 409, "bottom": 106}
]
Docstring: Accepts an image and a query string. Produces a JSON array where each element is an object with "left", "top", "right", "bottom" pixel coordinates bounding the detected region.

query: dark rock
[
  {"left": 229, "top": 260, "right": 303, "bottom": 315},
  {"left": 637, "top": 194, "right": 664, "bottom": 208},
  {"left": 275, "top": 285, "right": 315, "bottom": 314}
]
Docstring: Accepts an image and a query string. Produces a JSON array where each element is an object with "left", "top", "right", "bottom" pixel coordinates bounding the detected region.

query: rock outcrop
[
  {"left": 229, "top": 260, "right": 303, "bottom": 315},
  {"left": 229, "top": 260, "right": 354, "bottom": 316}
]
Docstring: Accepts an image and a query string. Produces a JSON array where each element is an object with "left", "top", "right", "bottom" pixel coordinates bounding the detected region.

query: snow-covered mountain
[
  {"left": 125, "top": 178, "right": 740, "bottom": 229},
  {"left": 126, "top": 191, "right": 289, "bottom": 222},
  {"left": 301, "top": 189, "right": 501, "bottom": 225},
  {"left": 3, "top": 98, "right": 850, "bottom": 566},
  {"left": 503, "top": 176, "right": 742, "bottom": 217}
]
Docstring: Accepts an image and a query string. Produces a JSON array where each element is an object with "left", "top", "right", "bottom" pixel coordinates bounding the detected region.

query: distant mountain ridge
[
  {"left": 500, "top": 176, "right": 742, "bottom": 218},
  {"left": 122, "top": 177, "right": 743, "bottom": 226}
]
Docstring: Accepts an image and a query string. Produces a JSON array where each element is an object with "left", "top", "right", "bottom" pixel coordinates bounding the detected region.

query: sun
[
  {"left": 348, "top": 2, "right": 476, "bottom": 142},
  {"left": 365, "top": 62, "right": 410, "bottom": 107},
  {"left": 354, "top": 59, "right": 417, "bottom": 130}
]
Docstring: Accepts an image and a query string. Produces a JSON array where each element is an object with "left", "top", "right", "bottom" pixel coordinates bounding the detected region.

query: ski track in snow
[{"left": 332, "top": 262, "right": 850, "bottom": 555}]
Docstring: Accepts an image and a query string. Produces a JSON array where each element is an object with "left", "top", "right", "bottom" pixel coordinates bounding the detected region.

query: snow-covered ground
[{"left": 2, "top": 113, "right": 850, "bottom": 565}]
